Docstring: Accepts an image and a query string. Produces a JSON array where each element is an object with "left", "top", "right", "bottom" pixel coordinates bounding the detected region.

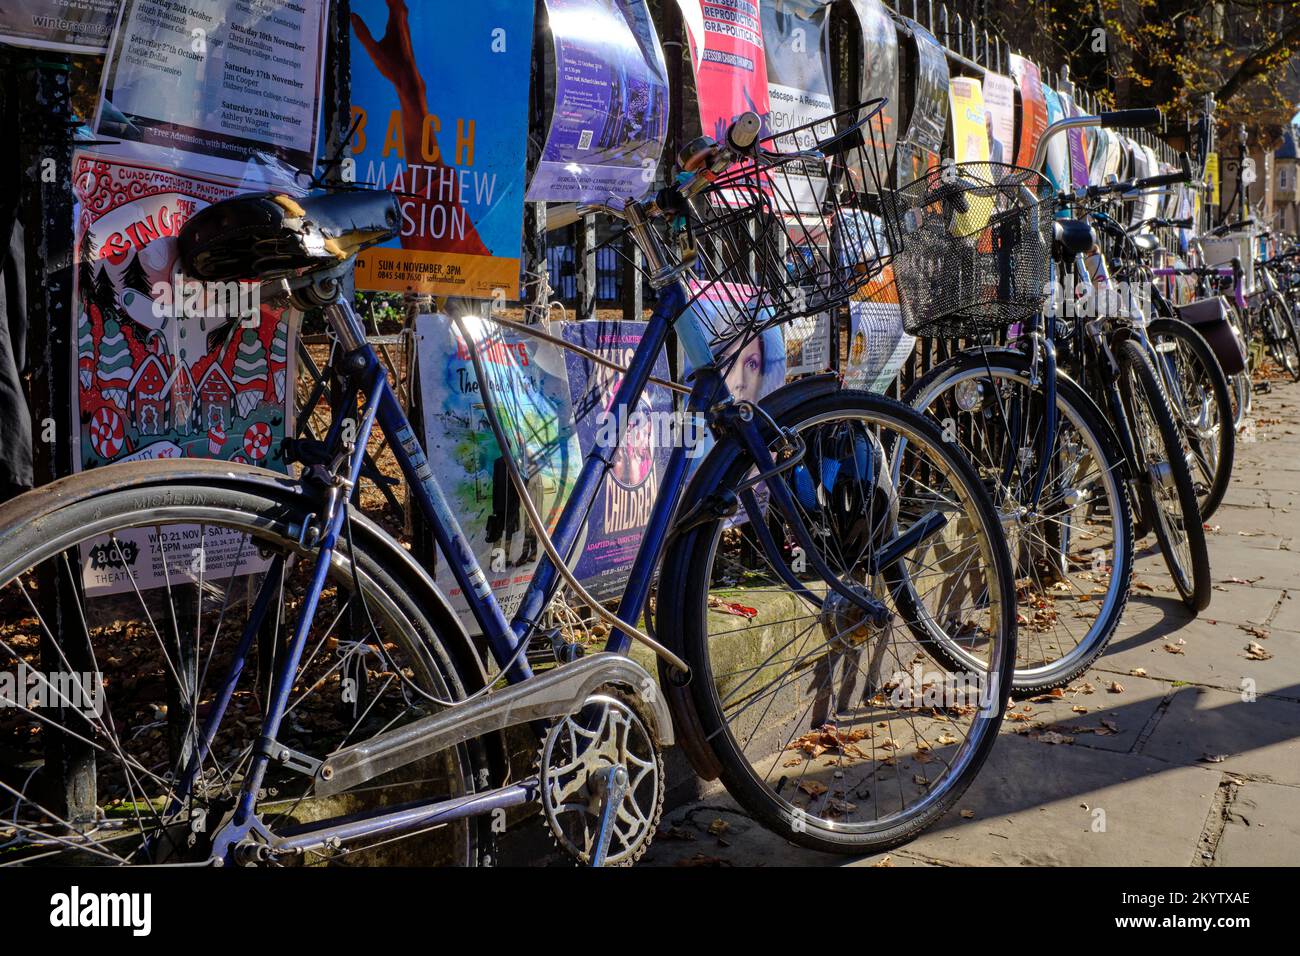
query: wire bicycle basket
[
  {"left": 672, "top": 100, "right": 899, "bottom": 364},
  {"left": 883, "top": 162, "right": 1055, "bottom": 339}
]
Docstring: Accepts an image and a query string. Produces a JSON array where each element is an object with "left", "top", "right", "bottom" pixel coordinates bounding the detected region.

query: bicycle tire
[
  {"left": 1147, "top": 317, "right": 1235, "bottom": 521},
  {"left": 1116, "top": 339, "right": 1212, "bottom": 611}
]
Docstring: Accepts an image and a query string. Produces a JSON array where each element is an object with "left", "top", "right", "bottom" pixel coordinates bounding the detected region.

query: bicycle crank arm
[{"left": 313, "top": 654, "right": 673, "bottom": 797}]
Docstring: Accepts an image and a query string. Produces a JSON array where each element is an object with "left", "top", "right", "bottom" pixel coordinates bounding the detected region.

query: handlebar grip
[
  {"left": 727, "top": 112, "right": 762, "bottom": 152},
  {"left": 1099, "top": 108, "right": 1162, "bottom": 130}
]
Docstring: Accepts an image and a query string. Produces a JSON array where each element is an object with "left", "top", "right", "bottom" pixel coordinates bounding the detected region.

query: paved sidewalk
[{"left": 643, "top": 379, "right": 1300, "bottom": 868}]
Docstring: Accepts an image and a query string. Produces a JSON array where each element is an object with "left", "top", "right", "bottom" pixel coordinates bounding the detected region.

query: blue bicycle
[{"left": 0, "top": 103, "right": 1015, "bottom": 864}]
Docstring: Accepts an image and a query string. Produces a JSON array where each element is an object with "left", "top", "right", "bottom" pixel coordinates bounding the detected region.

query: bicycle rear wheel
[
  {"left": 1116, "top": 339, "right": 1212, "bottom": 611},
  {"left": 658, "top": 390, "right": 1016, "bottom": 855},
  {"left": 0, "top": 462, "right": 493, "bottom": 866}
]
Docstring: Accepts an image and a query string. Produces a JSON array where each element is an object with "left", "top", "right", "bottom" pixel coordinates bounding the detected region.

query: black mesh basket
[
  {"left": 883, "top": 162, "right": 1055, "bottom": 339},
  {"left": 674, "top": 101, "right": 898, "bottom": 360}
]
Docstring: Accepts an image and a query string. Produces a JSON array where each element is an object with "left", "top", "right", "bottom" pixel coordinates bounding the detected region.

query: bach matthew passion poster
[{"left": 351, "top": 0, "right": 533, "bottom": 298}]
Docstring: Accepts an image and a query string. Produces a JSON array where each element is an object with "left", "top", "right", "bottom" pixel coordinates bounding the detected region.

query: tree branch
[{"left": 1215, "top": 18, "right": 1300, "bottom": 104}]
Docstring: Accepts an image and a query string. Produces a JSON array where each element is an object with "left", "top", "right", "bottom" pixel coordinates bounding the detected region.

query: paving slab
[
  {"left": 1140, "top": 685, "right": 1300, "bottom": 786},
  {"left": 641, "top": 794, "right": 937, "bottom": 867},
  {"left": 1096, "top": 618, "right": 1300, "bottom": 700},
  {"left": 893, "top": 734, "right": 1217, "bottom": 866},
  {"left": 1214, "top": 780, "right": 1300, "bottom": 866}
]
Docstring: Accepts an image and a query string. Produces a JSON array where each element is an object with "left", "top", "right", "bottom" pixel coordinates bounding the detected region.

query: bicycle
[
  {"left": 1058, "top": 160, "right": 1213, "bottom": 611},
  {"left": 0, "top": 101, "right": 1016, "bottom": 865},
  {"left": 901, "top": 110, "right": 1161, "bottom": 692},
  {"left": 1254, "top": 247, "right": 1300, "bottom": 382},
  {"left": 1093, "top": 216, "right": 1235, "bottom": 523}
]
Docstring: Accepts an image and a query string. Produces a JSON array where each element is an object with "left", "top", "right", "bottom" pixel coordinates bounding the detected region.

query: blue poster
[
  {"left": 527, "top": 0, "right": 669, "bottom": 204},
  {"left": 351, "top": 0, "right": 534, "bottom": 298},
  {"left": 1041, "top": 85, "right": 1069, "bottom": 193},
  {"left": 561, "top": 320, "right": 673, "bottom": 600}
]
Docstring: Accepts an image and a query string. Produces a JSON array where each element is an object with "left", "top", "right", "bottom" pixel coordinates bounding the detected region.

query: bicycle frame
[{"left": 199, "top": 253, "right": 904, "bottom": 858}]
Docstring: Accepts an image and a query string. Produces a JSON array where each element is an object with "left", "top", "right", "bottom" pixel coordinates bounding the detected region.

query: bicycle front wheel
[
  {"left": 0, "top": 461, "right": 493, "bottom": 866},
  {"left": 904, "top": 348, "right": 1134, "bottom": 693},
  {"left": 658, "top": 390, "right": 1016, "bottom": 855},
  {"left": 1117, "top": 339, "right": 1212, "bottom": 611}
]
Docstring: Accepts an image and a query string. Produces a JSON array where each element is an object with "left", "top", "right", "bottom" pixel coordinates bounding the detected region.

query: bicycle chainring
[{"left": 537, "top": 690, "right": 664, "bottom": 866}]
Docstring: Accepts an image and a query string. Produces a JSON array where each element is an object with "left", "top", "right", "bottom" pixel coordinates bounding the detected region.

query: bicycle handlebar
[
  {"left": 1099, "top": 108, "right": 1163, "bottom": 130},
  {"left": 1029, "top": 109, "right": 1164, "bottom": 173}
]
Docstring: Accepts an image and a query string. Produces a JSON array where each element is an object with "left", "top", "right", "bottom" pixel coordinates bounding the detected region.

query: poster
[
  {"left": 784, "top": 312, "right": 830, "bottom": 377},
  {"left": 526, "top": 0, "right": 668, "bottom": 204},
  {"left": 948, "top": 77, "right": 989, "bottom": 164},
  {"left": 761, "top": 0, "right": 833, "bottom": 146},
  {"left": 415, "top": 313, "right": 581, "bottom": 630},
  {"left": 1205, "top": 152, "right": 1220, "bottom": 206},
  {"left": 351, "top": 0, "right": 533, "bottom": 298},
  {"left": 95, "top": 0, "right": 327, "bottom": 177},
  {"left": 679, "top": 286, "right": 786, "bottom": 483},
  {"left": 0, "top": 0, "right": 118, "bottom": 52},
  {"left": 71, "top": 153, "right": 297, "bottom": 595},
  {"left": 982, "top": 72, "right": 1015, "bottom": 167},
  {"left": 1009, "top": 54, "right": 1047, "bottom": 169},
  {"left": 1041, "top": 85, "right": 1069, "bottom": 191},
  {"left": 761, "top": 0, "right": 834, "bottom": 211},
  {"left": 850, "top": 0, "right": 899, "bottom": 156},
  {"left": 1140, "top": 143, "right": 1161, "bottom": 224},
  {"left": 846, "top": 297, "right": 913, "bottom": 393},
  {"left": 1060, "top": 90, "right": 1090, "bottom": 190},
  {"left": 1087, "top": 127, "right": 1111, "bottom": 185},
  {"left": 561, "top": 320, "right": 672, "bottom": 601},
  {"left": 895, "top": 18, "right": 946, "bottom": 186},
  {"left": 676, "top": 0, "right": 772, "bottom": 145}
]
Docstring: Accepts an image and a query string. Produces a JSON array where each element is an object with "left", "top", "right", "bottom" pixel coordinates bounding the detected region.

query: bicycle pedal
[{"left": 549, "top": 627, "right": 584, "bottom": 664}]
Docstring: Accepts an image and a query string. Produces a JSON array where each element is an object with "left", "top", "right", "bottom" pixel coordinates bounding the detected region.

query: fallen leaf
[
  {"left": 707, "top": 818, "right": 730, "bottom": 836},
  {"left": 959, "top": 808, "right": 975, "bottom": 819},
  {"left": 1038, "top": 730, "right": 1075, "bottom": 745},
  {"left": 1130, "top": 668, "right": 1147, "bottom": 677},
  {"left": 1107, "top": 681, "right": 1125, "bottom": 694},
  {"left": 1245, "top": 641, "right": 1273, "bottom": 661},
  {"left": 798, "top": 780, "right": 829, "bottom": 797}
]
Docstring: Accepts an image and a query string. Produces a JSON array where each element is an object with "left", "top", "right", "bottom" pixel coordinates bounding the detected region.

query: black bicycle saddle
[{"left": 179, "top": 189, "right": 400, "bottom": 281}]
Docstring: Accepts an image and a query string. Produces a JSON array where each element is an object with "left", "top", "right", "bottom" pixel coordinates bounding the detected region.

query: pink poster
[{"left": 675, "top": 0, "right": 772, "bottom": 144}]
